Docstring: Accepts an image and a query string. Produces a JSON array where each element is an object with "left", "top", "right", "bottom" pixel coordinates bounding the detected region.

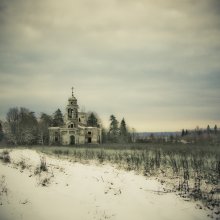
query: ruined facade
[{"left": 49, "top": 90, "right": 102, "bottom": 145}]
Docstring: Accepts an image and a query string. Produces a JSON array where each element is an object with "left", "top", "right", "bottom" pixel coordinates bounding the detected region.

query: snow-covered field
[{"left": 0, "top": 149, "right": 214, "bottom": 220}]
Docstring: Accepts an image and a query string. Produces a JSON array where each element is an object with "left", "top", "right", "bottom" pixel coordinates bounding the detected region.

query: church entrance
[
  {"left": 70, "top": 135, "right": 75, "bottom": 145},
  {"left": 88, "top": 137, "right": 92, "bottom": 143}
]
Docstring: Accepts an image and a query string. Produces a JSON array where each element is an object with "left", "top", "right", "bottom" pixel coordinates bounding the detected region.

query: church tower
[{"left": 65, "top": 87, "right": 79, "bottom": 128}]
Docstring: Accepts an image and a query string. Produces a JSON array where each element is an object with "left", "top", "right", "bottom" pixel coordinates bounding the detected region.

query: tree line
[
  {"left": 0, "top": 107, "right": 64, "bottom": 145},
  {"left": 180, "top": 124, "right": 219, "bottom": 143},
  {"left": 0, "top": 107, "right": 133, "bottom": 145},
  {"left": 181, "top": 125, "right": 218, "bottom": 137},
  {"left": 102, "top": 115, "right": 132, "bottom": 144}
]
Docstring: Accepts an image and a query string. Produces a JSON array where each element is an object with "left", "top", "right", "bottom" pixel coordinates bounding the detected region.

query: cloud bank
[{"left": 0, "top": 0, "right": 220, "bottom": 131}]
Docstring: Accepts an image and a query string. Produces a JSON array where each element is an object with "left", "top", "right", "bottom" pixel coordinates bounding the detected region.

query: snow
[{"left": 0, "top": 149, "right": 211, "bottom": 220}]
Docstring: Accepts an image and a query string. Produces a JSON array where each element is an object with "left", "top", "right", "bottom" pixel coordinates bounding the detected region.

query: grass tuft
[{"left": 0, "top": 150, "right": 11, "bottom": 163}]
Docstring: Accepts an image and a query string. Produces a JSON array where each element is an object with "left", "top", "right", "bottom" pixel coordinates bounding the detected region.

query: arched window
[{"left": 68, "top": 109, "right": 71, "bottom": 118}]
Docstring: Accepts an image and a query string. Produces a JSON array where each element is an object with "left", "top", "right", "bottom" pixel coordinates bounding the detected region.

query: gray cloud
[{"left": 0, "top": 0, "right": 220, "bottom": 131}]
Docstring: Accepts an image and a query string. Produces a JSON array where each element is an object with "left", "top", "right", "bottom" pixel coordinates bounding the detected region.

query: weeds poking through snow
[
  {"left": 53, "top": 149, "right": 69, "bottom": 156},
  {"left": 40, "top": 156, "right": 47, "bottom": 172},
  {"left": 17, "top": 159, "right": 28, "bottom": 170},
  {"left": 0, "top": 175, "right": 8, "bottom": 205},
  {"left": 20, "top": 199, "right": 29, "bottom": 205},
  {"left": 0, "top": 175, "right": 7, "bottom": 195},
  {"left": 39, "top": 145, "right": 220, "bottom": 212},
  {"left": 0, "top": 150, "right": 11, "bottom": 163},
  {"left": 40, "top": 177, "right": 50, "bottom": 187},
  {"left": 35, "top": 156, "right": 48, "bottom": 175},
  {"left": 34, "top": 156, "right": 53, "bottom": 187}
]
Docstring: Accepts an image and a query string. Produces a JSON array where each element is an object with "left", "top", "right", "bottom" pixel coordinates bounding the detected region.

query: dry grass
[{"left": 37, "top": 144, "right": 220, "bottom": 211}]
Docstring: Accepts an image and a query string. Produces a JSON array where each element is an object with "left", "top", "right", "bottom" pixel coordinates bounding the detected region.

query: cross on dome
[{"left": 71, "top": 87, "right": 74, "bottom": 97}]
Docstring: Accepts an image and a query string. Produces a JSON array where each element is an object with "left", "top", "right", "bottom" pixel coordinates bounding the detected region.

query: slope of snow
[{"left": 0, "top": 149, "right": 211, "bottom": 220}]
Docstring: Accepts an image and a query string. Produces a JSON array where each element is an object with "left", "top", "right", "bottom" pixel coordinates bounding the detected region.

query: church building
[{"left": 49, "top": 89, "right": 102, "bottom": 145}]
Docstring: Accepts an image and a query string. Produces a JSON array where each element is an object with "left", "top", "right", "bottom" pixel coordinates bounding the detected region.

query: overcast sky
[{"left": 0, "top": 0, "right": 220, "bottom": 131}]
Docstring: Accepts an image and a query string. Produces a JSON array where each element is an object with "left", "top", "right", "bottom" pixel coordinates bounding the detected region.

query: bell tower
[{"left": 65, "top": 87, "right": 79, "bottom": 128}]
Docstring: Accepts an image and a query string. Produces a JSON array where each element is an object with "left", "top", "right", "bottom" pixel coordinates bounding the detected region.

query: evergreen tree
[
  {"left": 181, "top": 129, "right": 185, "bottom": 137},
  {"left": 108, "top": 115, "right": 119, "bottom": 143},
  {"left": 53, "top": 109, "right": 64, "bottom": 126},
  {"left": 101, "top": 128, "right": 108, "bottom": 143},
  {"left": 150, "top": 133, "right": 155, "bottom": 142},
  {"left": 87, "top": 112, "right": 98, "bottom": 127},
  {"left": 207, "top": 125, "right": 210, "bottom": 134},
  {"left": 119, "top": 118, "right": 128, "bottom": 143},
  {"left": 214, "top": 125, "right": 217, "bottom": 134}
]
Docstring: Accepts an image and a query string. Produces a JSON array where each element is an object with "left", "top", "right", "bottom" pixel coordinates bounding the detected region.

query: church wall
[
  {"left": 49, "top": 127, "right": 101, "bottom": 145},
  {"left": 78, "top": 134, "right": 85, "bottom": 144},
  {"left": 84, "top": 127, "right": 102, "bottom": 144},
  {"left": 60, "top": 130, "right": 69, "bottom": 145},
  {"left": 60, "top": 129, "right": 79, "bottom": 145},
  {"left": 78, "top": 112, "right": 87, "bottom": 125}
]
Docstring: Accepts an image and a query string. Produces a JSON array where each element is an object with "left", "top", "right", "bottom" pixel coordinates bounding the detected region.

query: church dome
[
  {"left": 68, "top": 96, "right": 77, "bottom": 101},
  {"left": 68, "top": 87, "right": 77, "bottom": 102}
]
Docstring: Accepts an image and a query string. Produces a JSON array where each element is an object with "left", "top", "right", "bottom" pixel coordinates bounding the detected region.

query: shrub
[
  {"left": 40, "top": 177, "right": 50, "bottom": 187},
  {"left": 0, "top": 150, "right": 11, "bottom": 163},
  {"left": 18, "top": 159, "right": 27, "bottom": 170}
]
